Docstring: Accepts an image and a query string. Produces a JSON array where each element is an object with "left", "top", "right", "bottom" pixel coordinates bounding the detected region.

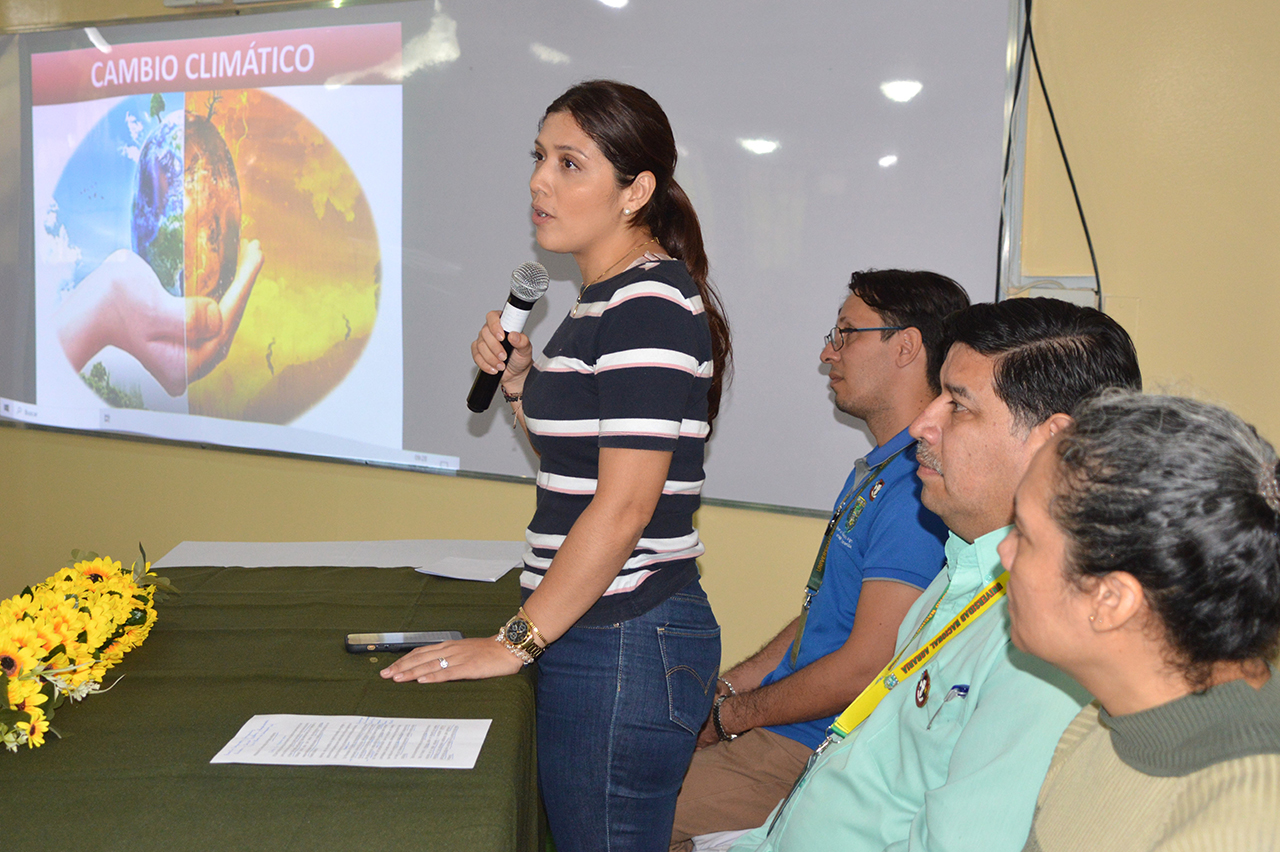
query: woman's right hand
[{"left": 471, "top": 310, "right": 533, "bottom": 391}]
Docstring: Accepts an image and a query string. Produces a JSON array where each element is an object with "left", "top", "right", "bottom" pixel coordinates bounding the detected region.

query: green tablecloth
[{"left": 2, "top": 565, "right": 539, "bottom": 852}]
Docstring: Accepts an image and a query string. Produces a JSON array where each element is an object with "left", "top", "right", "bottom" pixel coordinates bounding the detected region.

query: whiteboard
[{"left": 0, "top": 0, "right": 1011, "bottom": 512}]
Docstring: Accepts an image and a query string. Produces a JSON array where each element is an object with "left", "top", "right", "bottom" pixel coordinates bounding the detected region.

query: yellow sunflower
[
  {"left": 47, "top": 600, "right": 90, "bottom": 639},
  {"left": 0, "top": 622, "right": 43, "bottom": 678},
  {"left": 1, "top": 594, "right": 37, "bottom": 623},
  {"left": 73, "top": 557, "right": 123, "bottom": 585},
  {"left": 15, "top": 703, "right": 49, "bottom": 748}
]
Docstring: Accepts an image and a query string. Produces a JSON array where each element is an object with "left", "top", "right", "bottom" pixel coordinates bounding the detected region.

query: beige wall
[
  {"left": 4, "top": 0, "right": 1277, "bottom": 668},
  {"left": 1022, "top": 1, "right": 1280, "bottom": 440}
]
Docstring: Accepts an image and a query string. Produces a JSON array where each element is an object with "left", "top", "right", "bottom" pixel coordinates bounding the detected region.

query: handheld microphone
[{"left": 467, "top": 262, "right": 551, "bottom": 412}]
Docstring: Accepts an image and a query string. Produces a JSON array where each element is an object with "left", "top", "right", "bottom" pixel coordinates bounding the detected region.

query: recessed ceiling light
[
  {"left": 739, "top": 138, "right": 780, "bottom": 155},
  {"left": 880, "top": 80, "right": 923, "bottom": 103}
]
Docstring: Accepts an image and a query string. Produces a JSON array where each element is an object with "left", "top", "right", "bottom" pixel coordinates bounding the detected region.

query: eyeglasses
[{"left": 824, "top": 325, "right": 905, "bottom": 351}]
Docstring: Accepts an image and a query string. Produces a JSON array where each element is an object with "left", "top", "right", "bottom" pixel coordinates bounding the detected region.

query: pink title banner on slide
[{"left": 32, "top": 22, "right": 402, "bottom": 106}]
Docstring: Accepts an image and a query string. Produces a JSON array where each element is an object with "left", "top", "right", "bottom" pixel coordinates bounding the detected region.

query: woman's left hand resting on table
[
  {"left": 381, "top": 637, "right": 524, "bottom": 683},
  {"left": 381, "top": 447, "right": 672, "bottom": 685}
]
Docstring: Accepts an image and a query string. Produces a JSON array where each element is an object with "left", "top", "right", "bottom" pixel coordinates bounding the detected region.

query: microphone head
[{"left": 510, "top": 262, "right": 551, "bottom": 302}]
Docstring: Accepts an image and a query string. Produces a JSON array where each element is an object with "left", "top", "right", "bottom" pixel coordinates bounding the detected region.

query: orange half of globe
[{"left": 184, "top": 88, "right": 381, "bottom": 425}]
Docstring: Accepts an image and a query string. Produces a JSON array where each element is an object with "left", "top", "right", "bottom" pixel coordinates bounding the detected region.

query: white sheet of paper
[
  {"left": 153, "top": 540, "right": 524, "bottom": 582},
  {"left": 417, "top": 556, "right": 521, "bottom": 582},
  {"left": 210, "top": 714, "right": 492, "bottom": 769}
]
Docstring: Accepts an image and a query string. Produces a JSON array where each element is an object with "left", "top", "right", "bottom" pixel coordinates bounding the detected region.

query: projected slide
[{"left": 24, "top": 23, "right": 435, "bottom": 466}]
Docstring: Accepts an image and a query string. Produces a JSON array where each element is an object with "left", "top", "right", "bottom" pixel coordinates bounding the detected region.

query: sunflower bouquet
[{"left": 0, "top": 549, "right": 175, "bottom": 751}]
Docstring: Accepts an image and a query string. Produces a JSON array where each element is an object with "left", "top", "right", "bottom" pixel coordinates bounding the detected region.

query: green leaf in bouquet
[
  {"left": 147, "top": 579, "right": 180, "bottom": 597},
  {"left": 49, "top": 687, "right": 66, "bottom": 711},
  {"left": 0, "top": 673, "right": 9, "bottom": 710},
  {"left": 0, "top": 708, "right": 31, "bottom": 728},
  {"left": 132, "top": 542, "right": 149, "bottom": 584}
]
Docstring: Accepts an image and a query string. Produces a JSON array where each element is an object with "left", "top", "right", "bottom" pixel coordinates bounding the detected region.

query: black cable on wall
[{"left": 1003, "top": 0, "right": 1103, "bottom": 302}]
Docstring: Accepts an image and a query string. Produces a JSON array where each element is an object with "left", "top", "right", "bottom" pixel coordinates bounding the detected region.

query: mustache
[{"left": 915, "top": 444, "right": 942, "bottom": 474}]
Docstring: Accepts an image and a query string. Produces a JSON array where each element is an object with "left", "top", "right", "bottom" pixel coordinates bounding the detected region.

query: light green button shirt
[{"left": 732, "top": 528, "right": 1090, "bottom": 852}]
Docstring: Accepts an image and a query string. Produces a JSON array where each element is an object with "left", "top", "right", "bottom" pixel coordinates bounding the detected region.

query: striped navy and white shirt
[{"left": 519, "top": 255, "right": 713, "bottom": 625}]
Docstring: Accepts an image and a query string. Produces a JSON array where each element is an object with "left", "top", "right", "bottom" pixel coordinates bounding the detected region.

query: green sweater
[{"left": 1024, "top": 668, "right": 1280, "bottom": 852}]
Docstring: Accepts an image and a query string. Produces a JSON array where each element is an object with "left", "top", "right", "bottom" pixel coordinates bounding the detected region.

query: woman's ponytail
[{"left": 646, "top": 178, "right": 731, "bottom": 425}]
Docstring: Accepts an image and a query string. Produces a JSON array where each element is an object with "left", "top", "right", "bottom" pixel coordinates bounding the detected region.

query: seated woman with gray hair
[{"left": 997, "top": 391, "right": 1280, "bottom": 852}]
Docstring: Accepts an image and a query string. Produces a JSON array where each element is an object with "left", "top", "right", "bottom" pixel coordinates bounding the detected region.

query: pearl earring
[{"left": 623, "top": 208, "right": 631, "bottom": 216}]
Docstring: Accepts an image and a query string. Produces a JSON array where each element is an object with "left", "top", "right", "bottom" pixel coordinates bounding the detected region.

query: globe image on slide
[
  {"left": 184, "top": 107, "right": 241, "bottom": 302},
  {"left": 131, "top": 107, "right": 242, "bottom": 301},
  {"left": 46, "top": 88, "right": 380, "bottom": 421},
  {"left": 130, "top": 112, "right": 185, "bottom": 295}
]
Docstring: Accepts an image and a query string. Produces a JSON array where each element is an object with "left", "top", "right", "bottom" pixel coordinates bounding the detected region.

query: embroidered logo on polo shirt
[
  {"left": 844, "top": 496, "right": 867, "bottom": 531},
  {"left": 915, "top": 670, "right": 931, "bottom": 707},
  {"left": 869, "top": 479, "right": 885, "bottom": 501}
]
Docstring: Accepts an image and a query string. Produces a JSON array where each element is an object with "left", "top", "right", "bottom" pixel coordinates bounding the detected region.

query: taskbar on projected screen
[{"left": 0, "top": 397, "right": 459, "bottom": 474}]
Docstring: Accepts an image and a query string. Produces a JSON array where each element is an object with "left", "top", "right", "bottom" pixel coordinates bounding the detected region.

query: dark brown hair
[
  {"left": 941, "top": 298, "right": 1141, "bottom": 431},
  {"left": 545, "top": 80, "right": 733, "bottom": 423},
  {"left": 847, "top": 269, "right": 970, "bottom": 395}
]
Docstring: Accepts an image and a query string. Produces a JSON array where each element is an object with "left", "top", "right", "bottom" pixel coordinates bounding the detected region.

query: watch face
[{"left": 506, "top": 618, "right": 530, "bottom": 645}]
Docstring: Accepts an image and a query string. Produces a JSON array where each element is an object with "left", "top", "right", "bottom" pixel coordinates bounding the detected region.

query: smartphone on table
[{"left": 344, "top": 630, "right": 463, "bottom": 653}]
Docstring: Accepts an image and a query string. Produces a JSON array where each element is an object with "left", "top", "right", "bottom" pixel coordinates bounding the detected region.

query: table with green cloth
[{"left": 2, "top": 564, "right": 540, "bottom": 852}]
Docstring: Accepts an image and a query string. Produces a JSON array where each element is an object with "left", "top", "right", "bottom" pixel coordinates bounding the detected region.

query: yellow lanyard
[
  {"left": 830, "top": 570, "right": 1009, "bottom": 738},
  {"left": 766, "top": 570, "right": 1009, "bottom": 839}
]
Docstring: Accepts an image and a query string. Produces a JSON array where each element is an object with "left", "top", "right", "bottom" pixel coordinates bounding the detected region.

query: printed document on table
[{"left": 210, "top": 714, "right": 492, "bottom": 769}]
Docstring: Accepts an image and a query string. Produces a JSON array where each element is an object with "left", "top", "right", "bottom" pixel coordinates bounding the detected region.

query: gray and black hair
[{"left": 1052, "top": 391, "right": 1280, "bottom": 687}]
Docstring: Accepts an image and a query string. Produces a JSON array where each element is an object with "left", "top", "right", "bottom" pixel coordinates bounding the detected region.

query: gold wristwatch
[{"left": 497, "top": 610, "right": 545, "bottom": 664}]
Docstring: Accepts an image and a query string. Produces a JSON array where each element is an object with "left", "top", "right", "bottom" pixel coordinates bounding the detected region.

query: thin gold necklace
[{"left": 574, "top": 236, "right": 658, "bottom": 315}]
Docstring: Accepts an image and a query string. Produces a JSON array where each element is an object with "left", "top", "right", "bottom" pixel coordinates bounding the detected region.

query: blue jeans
[{"left": 536, "top": 578, "right": 721, "bottom": 852}]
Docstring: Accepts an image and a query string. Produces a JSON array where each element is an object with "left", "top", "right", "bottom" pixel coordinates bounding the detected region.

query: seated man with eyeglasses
[{"left": 671, "top": 269, "right": 970, "bottom": 851}]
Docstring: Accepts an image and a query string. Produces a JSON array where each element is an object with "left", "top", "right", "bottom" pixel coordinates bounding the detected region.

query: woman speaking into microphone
[{"left": 383, "top": 79, "right": 732, "bottom": 851}]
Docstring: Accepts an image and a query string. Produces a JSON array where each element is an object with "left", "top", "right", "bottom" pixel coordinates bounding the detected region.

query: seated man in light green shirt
[{"left": 732, "top": 298, "right": 1142, "bottom": 852}]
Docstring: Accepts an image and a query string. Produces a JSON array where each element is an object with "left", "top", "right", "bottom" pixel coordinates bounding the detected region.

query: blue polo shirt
[{"left": 760, "top": 427, "right": 948, "bottom": 749}]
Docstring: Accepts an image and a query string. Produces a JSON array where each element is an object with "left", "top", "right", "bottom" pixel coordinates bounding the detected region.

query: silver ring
[{"left": 438, "top": 658, "right": 449, "bottom": 669}]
